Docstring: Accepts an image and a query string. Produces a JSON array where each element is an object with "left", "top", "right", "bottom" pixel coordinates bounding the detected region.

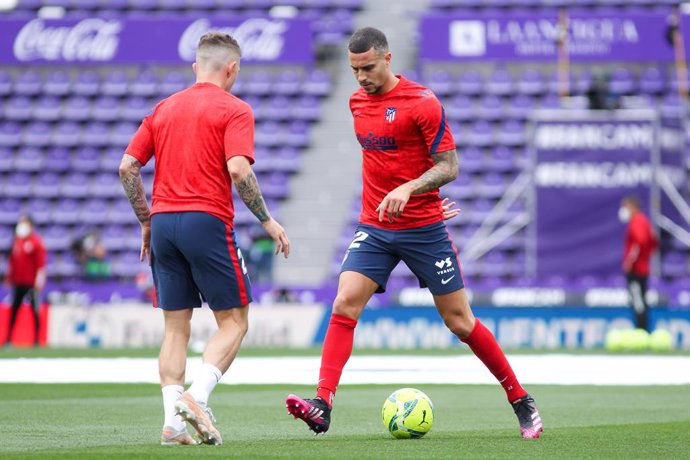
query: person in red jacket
[
  {"left": 619, "top": 196, "right": 658, "bottom": 331},
  {"left": 4, "top": 215, "right": 47, "bottom": 346}
]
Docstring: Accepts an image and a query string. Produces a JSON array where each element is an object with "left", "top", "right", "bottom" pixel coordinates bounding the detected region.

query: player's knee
[
  {"left": 443, "top": 313, "right": 475, "bottom": 339},
  {"left": 332, "top": 293, "right": 362, "bottom": 320}
]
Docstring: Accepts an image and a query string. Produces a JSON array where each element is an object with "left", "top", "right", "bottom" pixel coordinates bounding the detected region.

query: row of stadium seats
[
  {"left": 0, "top": 69, "right": 332, "bottom": 97},
  {"left": 10, "top": 0, "right": 363, "bottom": 11},
  {"left": 429, "top": 0, "right": 680, "bottom": 10}
]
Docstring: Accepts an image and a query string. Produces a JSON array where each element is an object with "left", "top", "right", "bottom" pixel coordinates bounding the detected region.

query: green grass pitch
[{"left": 1, "top": 383, "right": 688, "bottom": 459}]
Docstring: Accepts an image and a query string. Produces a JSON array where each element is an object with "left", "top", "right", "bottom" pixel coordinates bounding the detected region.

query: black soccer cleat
[
  {"left": 286, "top": 394, "right": 331, "bottom": 434},
  {"left": 511, "top": 394, "right": 543, "bottom": 439}
]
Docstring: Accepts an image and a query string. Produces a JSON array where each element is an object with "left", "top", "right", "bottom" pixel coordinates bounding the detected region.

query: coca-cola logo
[
  {"left": 178, "top": 18, "right": 288, "bottom": 62},
  {"left": 13, "top": 18, "right": 122, "bottom": 62}
]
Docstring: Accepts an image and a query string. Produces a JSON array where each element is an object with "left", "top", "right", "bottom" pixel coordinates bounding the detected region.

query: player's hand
[
  {"left": 140, "top": 221, "right": 151, "bottom": 264},
  {"left": 441, "top": 198, "right": 461, "bottom": 220},
  {"left": 262, "top": 218, "right": 290, "bottom": 258},
  {"left": 377, "top": 184, "right": 412, "bottom": 223}
]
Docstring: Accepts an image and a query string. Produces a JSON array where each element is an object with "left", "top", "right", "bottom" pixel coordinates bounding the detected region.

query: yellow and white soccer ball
[{"left": 382, "top": 388, "right": 434, "bottom": 439}]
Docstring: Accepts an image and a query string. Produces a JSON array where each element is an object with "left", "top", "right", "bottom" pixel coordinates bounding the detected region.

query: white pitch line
[{"left": 0, "top": 355, "right": 689, "bottom": 385}]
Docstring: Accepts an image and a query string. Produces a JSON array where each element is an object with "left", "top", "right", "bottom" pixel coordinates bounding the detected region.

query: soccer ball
[{"left": 382, "top": 388, "right": 434, "bottom": 439}]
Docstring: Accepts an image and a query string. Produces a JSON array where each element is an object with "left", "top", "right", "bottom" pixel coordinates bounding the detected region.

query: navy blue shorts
[
  {"left": 340, "top": 221, "right": 465, "bottom": 295},
  {"left": 150, "top": 212, "right": 252, "bottom": 310}
]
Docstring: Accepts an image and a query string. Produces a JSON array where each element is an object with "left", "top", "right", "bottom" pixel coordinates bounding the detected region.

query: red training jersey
[
  {"left": 624, "top": 212, "right": 658, "bottom": 276},
  {"left": 350, "top": 75, "right": 456, "bottom": 230},
  {"left": 8, "top": 233, "right": 46, "bottom": 286},
  {"left": 126, "top": 82, "right": 255, "bottom": 226}
]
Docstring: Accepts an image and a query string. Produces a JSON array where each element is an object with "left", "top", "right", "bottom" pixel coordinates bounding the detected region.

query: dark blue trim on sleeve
[{"left": 430, "top": 106, "right": 446, "bottom": 155}]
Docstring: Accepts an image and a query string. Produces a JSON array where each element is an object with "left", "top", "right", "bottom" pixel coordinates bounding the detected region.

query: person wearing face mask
[
  {"left": 619, "top": 196, "right": 658, "bottom": 331},
  {"left": 4, "top": 214, "right": 46, "bottom": 347}
]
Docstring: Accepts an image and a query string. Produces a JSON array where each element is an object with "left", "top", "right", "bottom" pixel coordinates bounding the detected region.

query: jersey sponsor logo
[
  {"left": 385, "top": 107, "right": 397, "bottom": 123},
  {"left": 356, "top": 132, "right": 399, "bottom": 151},
  {"left": 435, "top": 257, "right": 455, "bottom": 276},
  {"left": 434, "top": 258, "right": 452, "bottom": 269}
]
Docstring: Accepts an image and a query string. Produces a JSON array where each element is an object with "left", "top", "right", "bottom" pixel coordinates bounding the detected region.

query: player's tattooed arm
[
  {"left": 119, "top": 154, "right": 150, "bottom": 225},
  {"left": 235, "top": 169, "right": 271, "bottom": 223},
  {"left": 407, "top": 149, "right": 459, "bottom": 195}
]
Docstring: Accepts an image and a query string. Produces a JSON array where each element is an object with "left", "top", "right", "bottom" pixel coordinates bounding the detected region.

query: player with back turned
[{"left": 285, "top": 27, "right": 542, "bottom": 439}]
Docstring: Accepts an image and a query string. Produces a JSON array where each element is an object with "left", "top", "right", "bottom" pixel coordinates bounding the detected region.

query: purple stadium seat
[
  {"left": 516, "top": 68, "right": 545, "bottom": 96},
  {"left": 32, "top": 96, "right": 62, "bottom": 122},
  {"left": 272, "top": 146, "right": 300, "bottom": 173},
  {"left": 89, "top": 172, "right": 121, "bottom": 198},
  {"left": 0, "top": 225, "right": 13, "bottom": 251},
  {"left": 45, "top": 148, "right": 71, "bottom": 175},
  {"left": 51, "top": 121, "right": 81, "bottom": 148},
  {"left": 256, "top": 121, "right": 281, "bottom": 147},
  {"left": 245, "top": 70, "right": 273, "bottom": 96},
  {"left": 442, "top": 172, "right": 473, "bottom": 199},
  {"left": 43, "top": 70, "right": 71, "bottom": 96},
  {"left": 51, "top": 199, "right": 81, "bottom": 224},
  {"left": 91, "top": 96, "right": 121, "bottom": 121},
  {"left": 60, "top": 172, "right": 91, "bottom": 198},
  {"left": 668, "top": 69, "right": 689, "bottom": 94},
  {"left": 284, "top": 120, "right": 310, "bottom": 147},
  {"left": 0, "top": 122, "right": 22, "bottom": 147},
  {"left": 446, "top": 94, "right": 474, "bottom": 121},
  {"left": 62, "top": 96, "right": 91, "bottom": 121},
  {"left": 101, "top": 147, "right": 126, "bottom": 172},
  {"left": 159, "top": 71, "right": 189, "bottom": 95},
  {"left": 42, "top": 224, "right": 72, "bottom": 251},
  {"left": 4, "top": 96, "right": 33, "bottom": 121},
  {"left": 476, "top": 95, "right": 503, "bottom": 120},
  {"left": 71, "top": 146, "right": 102, "bottom": 173},
  {"left": 638, "top": 67, "right": 666, "bottom": 95},
  {"left": 466, "top": 198, "right": 494, "bottom": 224},
  {"left": 459, "top": 146, "right": 484, "bottom": 173},
  {"left": 129, "top": 70, "right": 158, "bottom": 97},
  {"left": 426, "top": 70, "right": 454, "bottom": 96},
  {"left": 0, "top": 147, "right": 13, "bottom": 172},
  {"left": 0, "top": 71, "right": 12, "bottom": 97},
  {"left": 25, "top": 198, "right": 52, "bottom": 225},
  {"left": 0, "top": 198, "right": 21, "bottom": 225},
  {"left": 573, "top": 70, "right": 593, "bottom": 95},
  {"left": 302, "top": 69, "right": 331, "bottom": 96},
  {"left": 539, "top": 94, "right": 562, "bottom": 110},
  {"left": 477, "top": 172, "right": 506, "bottom": 198},
  {"left": 273, "top": 70, "right": 302, "bottom": 96},
  {"left": 660, "top": 93, "right": 684, "bottom": 118},
  {"left": 496, "top": 120, "right": 525, "bottom": 146},
  {"left": 23, "top": 121, "right": 52, "bottom": 147},
  {"left": 13, "top": 70, "right": 42, "bottom": 96},
  {"left": 466, "top": 120, "right": 494, "bottom": 147},
  {"left": 3, "top": 172, "right": 33, "bottom": 199},
  {"left": 485, "top": 68, "right": 513, "bottom": 96},
  {"left": 291, "top": 95, "right": 321, "bottom": 121},
  {"left": 101, "top": 71, "right": 129, "bottom": 97},
  {"left": 456, "top": 70, "right": 483, "bottom": 96},
  {"left": 50, "top": 253, "right": 82, "bottom": 278},
  {"left": 482, "top": 251, "right": 510, "bottom": 277},
  {"left": 82, "top": 122, "right": 110, "bottom": 147},
  {"left": 400, "top": 69, "right": 419, "bottom": 83},
  {"left": 507, "top": 94, "right": 535, "bottom": 119},
  {"left": 121, "top": 97, "right": 152, "bottom": 122},
  {"left": 130, "top": 0, "right": 158, "bottom": 10},
  {"left": 14, "top": 146, "right": 44, "bottom": 172},
  {"left": 73, "top": 71, "right": 100, "bottom": 96},
  {"left": 32, "top": 172, "right": 61, "bottom": 198},
  {"left": 111, "top": 251, "right": 147, "bottom": 277},
  {"left": 609, "top": 67, "right": 636, "bottom": 94},
  {"left": 488, "top": 146, "right": 517, "bottom": 172},
  {"left": 78, "top": 198, "right": 110, "bottom": 224},
  {"left": 105, "top": 200, "right": 135, "bottom": 225},
  {"left": 110, "top": 122, "right": 138, "bottom": 147},
  {"left": 263, "top": 96, "right": 291, "bottom": 121}
]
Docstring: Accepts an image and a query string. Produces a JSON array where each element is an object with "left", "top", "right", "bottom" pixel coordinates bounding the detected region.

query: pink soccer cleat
[{"left": 511, "top": 394, "right": 543, "bottom": 439}]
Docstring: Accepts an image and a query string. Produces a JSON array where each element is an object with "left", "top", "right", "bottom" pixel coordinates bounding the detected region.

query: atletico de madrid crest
[{"left": 386, "top": 107, "right": 396, "bottom": 123}]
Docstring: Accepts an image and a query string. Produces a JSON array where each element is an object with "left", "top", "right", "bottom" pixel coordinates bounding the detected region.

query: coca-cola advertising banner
[
  {"left": 420, "top": 10, "right": 675, "bottom": 61},
  {"left": 0, "top": 17, "right": 313, "bottom": 65},
  {"left": 531, "top": 113, "right": 656, "bottom": 278}
]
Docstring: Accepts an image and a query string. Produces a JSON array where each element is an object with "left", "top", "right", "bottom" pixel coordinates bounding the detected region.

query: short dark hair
[
  {"left": 348, "top": 27, "right": 389, "bottom": 54},
  {"left": 198, "top": 32, "right": 242, "bottom": 59},
  {"left": 623, "top": 195, "right": 641, "bottom": 210}
]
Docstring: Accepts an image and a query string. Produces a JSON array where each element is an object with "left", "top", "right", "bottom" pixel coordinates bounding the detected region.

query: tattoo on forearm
[
  {"left": 408, "top": 149, "right": 459, "bottom": 195},
  {"left": 235, "top": 170, "right": 271, "bottom": 223},
  {"left": 119, "top": 156, "right": 150, "bottom": 224}
]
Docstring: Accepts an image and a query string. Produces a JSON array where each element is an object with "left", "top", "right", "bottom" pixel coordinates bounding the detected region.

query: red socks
[
  {"left": 316, "top": 314, "right": 358, "bottom": 407},
  {"left": 460, "top": 319, "right": 527, "bottom": 403}
]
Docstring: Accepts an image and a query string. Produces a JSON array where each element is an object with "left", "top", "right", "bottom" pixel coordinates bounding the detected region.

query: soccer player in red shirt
[
  {"left": 619, "top": 196, "right": 658, "bottom": 331},
  {"left": 120, "top": 32, "right": 289, "bottom": 446},
  {"left": 4, "top": 215, "right": 46, "bottom": 347},
  {"left": 286, "top": 27, "right": 542, "bottom": 439}
]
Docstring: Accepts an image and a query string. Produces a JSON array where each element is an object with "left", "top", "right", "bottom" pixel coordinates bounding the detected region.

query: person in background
[
  {"left": 4, "top": 215, "right": 46, "bottom": 347},
  {"left": 619, "top": 196, "right": 658, "bottom": 331},
  {"left": 72, "top": 231, "right": 111, "bottom": 280}
]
